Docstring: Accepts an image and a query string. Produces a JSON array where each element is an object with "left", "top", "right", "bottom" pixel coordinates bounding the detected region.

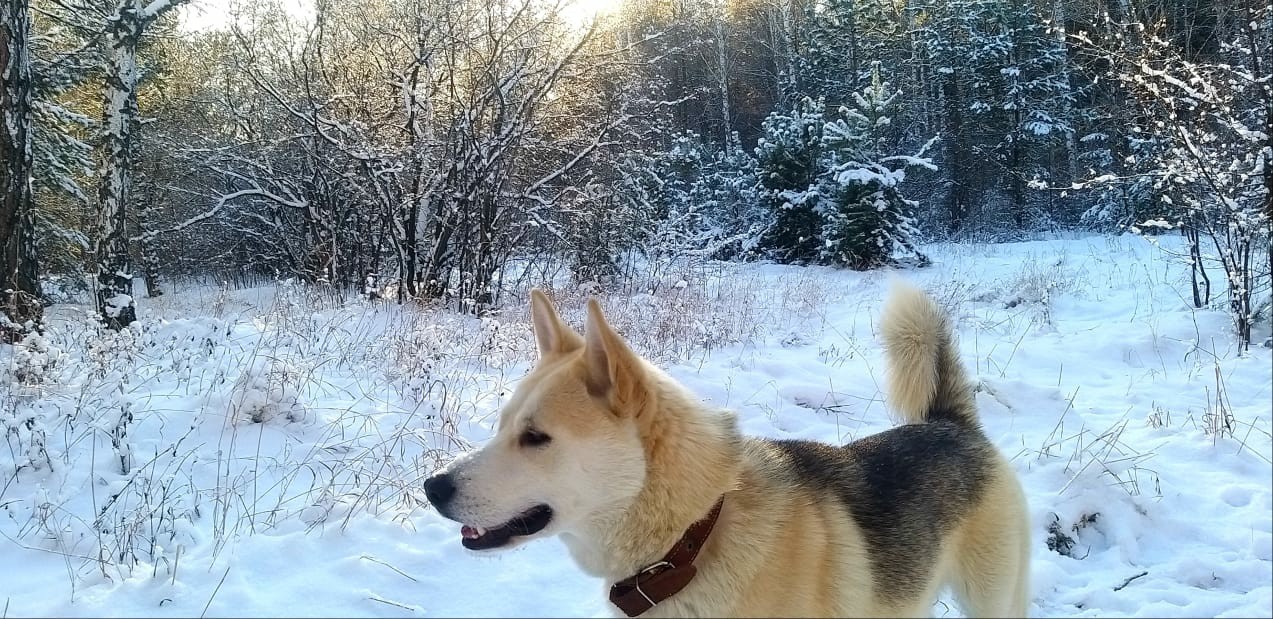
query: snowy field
[{"left": 2, "top": 234, "right": 1270, "bottom": 618}]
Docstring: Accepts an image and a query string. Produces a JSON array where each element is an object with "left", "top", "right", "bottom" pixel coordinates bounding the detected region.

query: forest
[{"left": 1, "top": 0, "right": 1270, "bottom": 347}]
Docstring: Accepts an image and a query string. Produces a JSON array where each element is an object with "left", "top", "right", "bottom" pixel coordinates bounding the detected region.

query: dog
[{"left": 423, "top": 284, "right": 1030, "bottom": 617}]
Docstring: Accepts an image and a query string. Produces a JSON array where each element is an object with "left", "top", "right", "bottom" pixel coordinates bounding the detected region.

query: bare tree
[
  {"left": 1078, "top": 1, "right": 1271, "bottom": 350},
  {"left": 176, "top": 0, "right": 638, "bottom": 312}
]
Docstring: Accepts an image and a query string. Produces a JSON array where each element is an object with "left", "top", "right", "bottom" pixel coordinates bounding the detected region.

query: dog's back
[
  {"left": 764, "top": 420, "right": 997, "bottom": 605},
  {"left": 725, "top": 283, "right": 1030, "bottom": 617}
]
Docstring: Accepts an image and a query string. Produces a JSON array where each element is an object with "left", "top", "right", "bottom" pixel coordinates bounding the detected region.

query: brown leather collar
[{"left": 609, "top": 496, "right": 724, "bottom": 617}]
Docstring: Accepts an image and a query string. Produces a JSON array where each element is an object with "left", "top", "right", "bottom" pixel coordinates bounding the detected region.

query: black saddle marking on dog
[{"left": 766, "top": 421, "right": 993, "bottom": 602}]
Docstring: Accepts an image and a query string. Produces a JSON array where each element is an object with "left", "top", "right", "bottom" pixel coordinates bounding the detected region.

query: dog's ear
[
  {"left": 530, "top": 288, "right": 582, "bottom": 358},
  {"left": 583, "top": 298, "right": 648, "bottom": 413}
]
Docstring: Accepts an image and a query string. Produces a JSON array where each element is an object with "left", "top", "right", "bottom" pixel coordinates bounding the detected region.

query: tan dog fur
[{"left": 426, "top": 284, "right": 1031, "bottom": 617}]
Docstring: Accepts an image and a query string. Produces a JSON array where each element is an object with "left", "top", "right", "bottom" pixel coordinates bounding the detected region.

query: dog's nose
[{"left": 423, "top": 472, "right": 456, "bottom": 507}]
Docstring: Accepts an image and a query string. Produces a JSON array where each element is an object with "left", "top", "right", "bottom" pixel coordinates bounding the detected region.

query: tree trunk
[
  {"left": 778, "top": 0, "right": 799, "bottom": 98},
  {"left": 714, "top": 9, "right": 732, "bottom": 144},
  {"left": 138, "top": 164, "right": 163, "bottom": 298},
  {"left": 94, "top": 0, "right": 188, "bottom": 328},
  {"left": 140, "top": 209, "right": 164, "bottom": 299},
  {"left": 942, "top": 70, "right": 969, "bottom": 233},
  {"left": 421, "top": 204, "right": 456, "bottom": 299},
  {"left": 846, "top": 0, "right": 858, "bottom": 86},
  {"left": 402, "top": 55, "right": 426, "bottom": 300},
  {"left": 0, "top": 0, "right": 43, "bottom": 340},
  {"left": 95, "top": 3, "right": 147, "bottom": 330},
  {"left": 1185, "top": 220, "right": 1210, "bottom": 308},
  {"left": 403, "top": 185, "right": 421, "bottom": 299},
  {"left": 1010, "top": 129, "right": 1025, "bottom": 228},
  {"left": 1050, "top": 0, "right": 1079, "bottom": 220},
  {"left": 469, "top": 195, "right": 498, "bottom": 315}
]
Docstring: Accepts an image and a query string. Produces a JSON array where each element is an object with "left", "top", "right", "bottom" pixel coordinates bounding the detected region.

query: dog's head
[{"left": 423, "top": 290, "right": 650, "bottom": 551}]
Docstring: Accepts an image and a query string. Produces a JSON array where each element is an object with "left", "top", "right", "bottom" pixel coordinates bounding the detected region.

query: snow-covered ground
[{"left": 2, "top": 234, "right": 1270, "bottom": 617}]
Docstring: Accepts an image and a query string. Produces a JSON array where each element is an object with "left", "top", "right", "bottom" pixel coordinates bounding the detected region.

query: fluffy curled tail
[{"left": 880, "top": 282, "right": 980, "bottom": 428}]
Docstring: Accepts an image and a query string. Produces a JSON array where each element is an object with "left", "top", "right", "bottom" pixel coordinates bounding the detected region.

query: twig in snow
[
  {"left": 360, "top": 555, "right": 419, "bottom": 582},
  {"left": 1113, "top": 570, "right": 1149, "bottom": 591},
  {"left": 367, "top": 595, "right": 417, "bottom": 612},
  {"left": 172, "top": 545, "right": 181, "bottom": 586},
  {"left": 201, "top": 565, "right": 231, "bottom": 619}
]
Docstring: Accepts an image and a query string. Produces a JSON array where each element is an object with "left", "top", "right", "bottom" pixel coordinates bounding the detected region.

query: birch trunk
[
  {"left": 1051, "top": 0, "right": 1078, "bottom": 205},
  {"left": 94, "top": 0, "right": 187, "bottom": 328},
  {"left": 94, "top": 3, "right": 145, "bottom": 329},
  {"left": 713, "top": 6, "right": 731, "bottom": 144}
]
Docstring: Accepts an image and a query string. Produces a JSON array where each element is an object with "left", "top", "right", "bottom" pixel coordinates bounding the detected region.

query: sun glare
[
  {"left": 178, "top": 0, "right": 313, "bottom": 33},
  {"left": 560, "top": 0, "right": 624, "bottom": 25},
  {"left": 181, "top": 0, "right": 620, "bottom": 33}
]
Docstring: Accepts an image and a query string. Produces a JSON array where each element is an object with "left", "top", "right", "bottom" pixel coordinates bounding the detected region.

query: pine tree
[
  {"left": 802, "top": 0, "right": 905, "bottom": 105},
  {"left": 755, "top": 97, "right": 826, "bottom": 263},
  {"left": 919, "top": 0, "right": 1077, "bottom": 234},
  {"left": 693, "top": 132, "right": 764, "bottom": 259},
  {"left": 803, "top": 0, "right": 861, "bottom": 102},
  {"left": 817, "top": 65, "right": 930, "bottom": 269},
  {"left": 642, "top": 131, "right": 715, "bottom": 260},
  {"left": 754, "top": 69, "right": 934, "bottom": 269}
]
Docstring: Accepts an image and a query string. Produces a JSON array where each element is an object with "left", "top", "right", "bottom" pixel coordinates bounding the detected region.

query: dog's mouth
[{"left": 460, "top": 504, "right": 554, "bottom": 551}]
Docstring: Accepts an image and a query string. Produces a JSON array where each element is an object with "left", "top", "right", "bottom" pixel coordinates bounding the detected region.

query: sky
[
  {"left": 177, "top": 0, "right": 621, "bottom": 34},
  {"left": 177, "top": 0, "right": 311, "bottom": 33}
]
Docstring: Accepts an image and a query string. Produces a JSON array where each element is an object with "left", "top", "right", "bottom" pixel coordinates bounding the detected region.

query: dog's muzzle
[{"left": 423, "top": 470, "right": 554, "bottom": 551}]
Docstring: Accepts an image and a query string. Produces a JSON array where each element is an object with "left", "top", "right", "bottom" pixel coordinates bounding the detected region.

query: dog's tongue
[{"left": 461, "top": 525, "right": 485, "bottom": 539}]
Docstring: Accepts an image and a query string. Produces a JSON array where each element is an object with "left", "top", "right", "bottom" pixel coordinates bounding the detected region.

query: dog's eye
[{"left": 519, "top": 428, "right": 552, "bottom": 448}]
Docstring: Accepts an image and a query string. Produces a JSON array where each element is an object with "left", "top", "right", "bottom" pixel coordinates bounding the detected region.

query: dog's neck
[{"left": 561, "top": 366, "right": 741, "bottom": 583}]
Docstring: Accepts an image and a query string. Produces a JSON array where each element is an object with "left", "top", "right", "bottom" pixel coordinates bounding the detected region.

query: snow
[
  {"left": 2, "top": 234, "right": 1270, "bottom": 617},
  {"left": 104, "top": 293, "right": 134, "bottom": 317},
  {"left": 835, "top": 166, "right": 904, "bottom": 187}
]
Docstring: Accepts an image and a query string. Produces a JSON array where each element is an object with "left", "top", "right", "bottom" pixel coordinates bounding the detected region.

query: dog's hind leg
[{"left": 950, "top": 468, "right": 1032, "bottom": 618}]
